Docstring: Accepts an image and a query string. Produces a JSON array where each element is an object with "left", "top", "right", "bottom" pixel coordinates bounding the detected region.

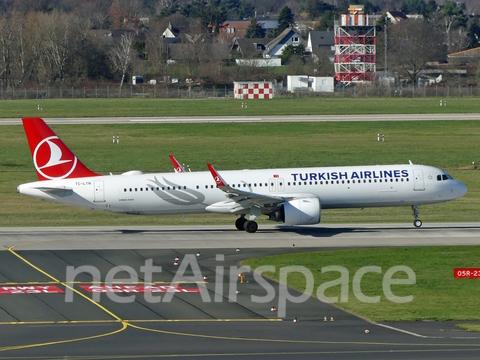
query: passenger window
[
  {"left": 146, "top": 187, "right": 148, "bottom": 191},
  {"left": 135, "top": 188, "right": 138, "bottom": 191},
  {"left": 259, "top": 183, "right": 262, "bottom": 187},
  {"left": 124, "top": 188, "right": 127, "bottom": 192},
  {"left": 254, "top": 183, "right": 257, "bottom": 187},
  {"left": 293, "top": 182, "right": 296, "bottom": 185},
  {"left": 167, "top": 187, "right": 170, "bottom": 190},
  {"left": 211, "top": 185, "right": 214, "bottom": 188},
  {"left": 157, "top": 187, "right": 159, "bottom": 190},
  {"left": 196, "top": 186, "right": 199, "bottom": 189},
  {"left": 205, "top": 185, "right": 208, "bottom": 189},
  {"left": 342, "top": 180, "right": 344, "bottom": 184}
]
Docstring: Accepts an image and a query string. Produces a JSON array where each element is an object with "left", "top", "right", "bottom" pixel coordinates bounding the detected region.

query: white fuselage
[{"left": 17, "top": 164, "right": 467, "bottom": 216}]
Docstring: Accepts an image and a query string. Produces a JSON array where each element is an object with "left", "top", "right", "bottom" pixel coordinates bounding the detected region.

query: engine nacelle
[{"left": 269, "top": 197, "right": 321, "bottom": 225}]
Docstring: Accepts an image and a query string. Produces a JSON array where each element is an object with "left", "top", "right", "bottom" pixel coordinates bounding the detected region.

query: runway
[
  {"left": 0, "top": 223, "right": 479, "bottom": 250},
  {"left": 2, "top": 113, "right": 480, "bottom": 125},
  {"left": 0, "top": 225, "right": 479, "bottom": 359}
]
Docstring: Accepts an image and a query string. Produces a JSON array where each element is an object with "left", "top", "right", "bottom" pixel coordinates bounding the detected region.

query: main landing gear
[
  {"left": 235, "top": 215, "right": 259, "bottom": 233},
  {"left": 412, "top": 205, "right": 422, "bottom": 228}
]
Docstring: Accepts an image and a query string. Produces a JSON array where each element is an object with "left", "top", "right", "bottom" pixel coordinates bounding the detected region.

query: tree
[
  {"left": 316, "top": 10, "right": 334, "bottom": 31},
  {"left": 109, "top": 31, "right": 135, "bottom": 91},
  {"left": 281, "top": 44, "right": 305, "bottom": 65},
  {"left": 388, "top": 19, "right": 447, "bottom": 84},
  {"left": 465, "top": 17, "right": 480, "bottom": 49},
  {"left": 155, "top": 0, "right": 179, "bottom": 19},
  {"left": 42, "top": 12, "right": 84, "bottom": 82},
  {"left": 276, "top": 6, "right": 294, "bottom": 35},
  {"left": 244, "top": 17, "right": 264, "bottom": 38},
  {"left": 400, "top": 0, "right": 425, "bottom": 15},
  {"left": 441, "top": 0, "right": 467, "bottom": 47}
]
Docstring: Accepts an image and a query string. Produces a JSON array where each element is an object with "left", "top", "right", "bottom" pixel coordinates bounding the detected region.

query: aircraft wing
[{"left": 207, "top": 163, "right": 293, "bottom": 209}]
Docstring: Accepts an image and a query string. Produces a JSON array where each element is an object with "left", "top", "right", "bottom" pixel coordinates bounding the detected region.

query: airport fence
[{"left": 1, "top": 84, "right": 480, "bottom": 100}]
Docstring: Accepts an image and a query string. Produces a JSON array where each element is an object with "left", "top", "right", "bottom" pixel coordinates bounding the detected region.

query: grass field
[
  {"left": 1, "top": 120, "right": 479, "bottom": 226},
  {"left": 243, "top": 246, "right": 480, "bottom": 322},
  {"left": 0, "top": 97, "right": 480, "bottom": 118}
]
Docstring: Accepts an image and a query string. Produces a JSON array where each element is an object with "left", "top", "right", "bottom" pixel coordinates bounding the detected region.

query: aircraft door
[
  {"left": 269, "top": 178, "right": 276, "bottom": 192},
  {"left": 94, "top": 180, "right": 105, "bottom": 202},
  {"left": 413, "top": 169, "right": 425, "bottom": 191},
  {"left": 269, "top": 178, "right": 285, "bottom": 192}
]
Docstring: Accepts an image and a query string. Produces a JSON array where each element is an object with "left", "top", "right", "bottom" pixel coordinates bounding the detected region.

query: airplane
[{"left": 17, "top": 118, "right": 467, "bottom": 233}]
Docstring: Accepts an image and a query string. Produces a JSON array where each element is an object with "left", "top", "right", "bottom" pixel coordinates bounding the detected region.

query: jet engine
[{"left": 268, "top": 197, "right": 321, "bottom": 225}]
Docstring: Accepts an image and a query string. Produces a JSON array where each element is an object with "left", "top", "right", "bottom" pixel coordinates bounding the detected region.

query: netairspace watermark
[{"left": 65, "top": 254, "right": 416, "bottom": 318}]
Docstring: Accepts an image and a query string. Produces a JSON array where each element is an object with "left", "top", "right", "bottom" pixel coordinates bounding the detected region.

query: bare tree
[
  {"left": 42, "top": 12, "right": 83, "bottom": 82},
  {"left": 109, "top": 31, "right": 135, "bottom": 91},
  {"left": 388, "top": 19, "right": 447, "bottom": 84},
  {"left": 0, "top": 12, "right": 17, "bottom": 87}
]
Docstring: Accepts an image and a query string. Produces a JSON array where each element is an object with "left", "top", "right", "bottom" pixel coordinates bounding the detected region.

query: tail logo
[{"left": 33, "top": 136, "right": 77, "bottom": 180}]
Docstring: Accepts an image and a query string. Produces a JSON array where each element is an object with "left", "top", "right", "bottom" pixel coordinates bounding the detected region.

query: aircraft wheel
[
  {"left": 235, "top": 217, "right": 247, "bottom": 231},
  {"left": 414, "top": 220, "right": 422, "bottom": 228},
  {"left": 244, "top": 220, "right": 258, "bottom": 233}
]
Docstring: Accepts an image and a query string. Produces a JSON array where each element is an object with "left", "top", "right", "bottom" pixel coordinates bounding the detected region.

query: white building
[{"left": 287, "top": 75, "right": 334, "bottom": 93}]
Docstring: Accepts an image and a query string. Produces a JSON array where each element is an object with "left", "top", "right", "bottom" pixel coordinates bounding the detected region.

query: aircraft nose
[
  {"left": 458, "top": 181, "right": 467, "bottom": 198},
  {"left": 453, "top": 181, "right": 467, "bottom": 199}
]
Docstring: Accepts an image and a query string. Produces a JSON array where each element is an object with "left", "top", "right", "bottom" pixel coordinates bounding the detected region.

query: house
[
  {"left": 306, "top": 31, "right": 335, "bottom": 63},
  {"left": 386, "top": 11, "right": 408, "bottom": 24},
  {"left": 306, "top": 31, "right": 334, "bottom": 53},
  {"left": 216, "top": 19, "right": 279, "bottom": 41},
  {"left": 263, "top": 27, "right": 303, "bottom": 58},
  {"left": 231, "top": 38, "right": 269, "bottom": 58},
  {"left": 447, "top": 47, "right": 480, "bottom": 65}
]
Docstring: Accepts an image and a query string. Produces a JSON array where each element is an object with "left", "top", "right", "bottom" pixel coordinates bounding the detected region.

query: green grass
[
  {"left": 243, "top": 246, "right": 480, "bottom": 322},
  {"left": 2, "top": 97, "right": 480, "bottom": 118},
  {"left": 1, "top": 120, "right": 479, "bottom": 226},
  {"left": 456, "top": 324, "right": 480, "bottom": 332}
]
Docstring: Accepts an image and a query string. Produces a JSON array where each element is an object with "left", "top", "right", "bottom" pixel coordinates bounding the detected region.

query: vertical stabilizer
[{"left": 22, "top": 118, "right": 100, "bottom": 181}]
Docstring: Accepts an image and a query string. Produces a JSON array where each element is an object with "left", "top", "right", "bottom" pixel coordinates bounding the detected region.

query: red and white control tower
[{"left": 334, "top": 5, "right": 376, "bottom": 85}]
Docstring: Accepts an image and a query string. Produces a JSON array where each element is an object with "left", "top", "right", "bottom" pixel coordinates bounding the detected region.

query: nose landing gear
[{"left": 412, "top": 205, "right": 422, "bottom": 228}]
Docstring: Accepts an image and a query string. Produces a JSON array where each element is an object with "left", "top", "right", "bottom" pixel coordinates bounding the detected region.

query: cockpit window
[{"left": 438, "top": 173, "right": 453, "bottom": 181}]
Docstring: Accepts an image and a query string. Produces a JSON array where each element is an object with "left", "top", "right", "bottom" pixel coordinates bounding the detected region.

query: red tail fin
[{"left": 22, "top": 118, "right": 100, "bottom": 181}]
